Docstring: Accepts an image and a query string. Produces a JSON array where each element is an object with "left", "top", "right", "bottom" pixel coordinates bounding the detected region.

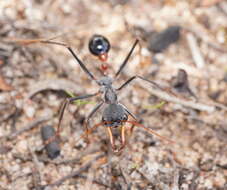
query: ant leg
[
  {"left": 74, "top": 121, "right": 105, "bottom": 145},
  {"left": 47, "top": 41, "right": 98, "bottom": 83},
  {"left": 118, "top": 125, "right": 126, "bottom": 151},
  {"left": 120, "top": 103, "right": 139, "bottom": 135},
  {"left": 119, "top": 103, "right": 138, "bottom": 121},
  {"left": 117, "top": 75, "right": 179, "bottom": 100},
  {"left": 116, "top": 75, "right": 178, "bottom": 98},
  {"left": 44, "top": 93, "right": 99, "bottom": 145},
  {"left": 116, "top": 75, "right": 163, "bottom": 91},
  {"left": 67, "top": 47, "right": 99, "bottom": 83},
  {"left": 24, "top": 39, "right": 99, "bottom": 84},
  {"left": 115, "top": 39, "right": 139, "bottom": 78},
  {"left": 57, "top": 93, "right": 100, "bottom": 133},
  {"left": 126, "top": 120, "right": 175, "bottom": 144},
  {"left": 84, "top": 101, "right": 104, "bottom": 140},
  {"left": 106, "top": 127, "right": 116, "bottom": 151}
]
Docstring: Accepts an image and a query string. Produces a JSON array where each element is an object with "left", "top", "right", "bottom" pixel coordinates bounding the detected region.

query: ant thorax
[
  {"left": 97, "top": 76, "right": 113, "bottom": 86},
  {"left": 104, "top": 87, "right": 117, "bottom": 104},
  {"left": 98, "top": 76, "right": 118, "bottom": 104}
]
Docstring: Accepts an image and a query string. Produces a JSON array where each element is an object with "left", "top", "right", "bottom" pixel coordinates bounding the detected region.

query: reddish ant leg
[
  {"left": 118, "top": 125, "right": 127, "bottom": 151},
  {"left": 126, "top": 120, "right": 175, "bottom": 144},
  {"left": 106, "top": 127, "right": 117, "bottom": 151}
]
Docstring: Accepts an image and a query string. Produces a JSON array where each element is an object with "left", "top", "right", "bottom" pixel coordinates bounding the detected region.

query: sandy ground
[{"left": 0, "top": 0, "right": 227, "bottom": 189}]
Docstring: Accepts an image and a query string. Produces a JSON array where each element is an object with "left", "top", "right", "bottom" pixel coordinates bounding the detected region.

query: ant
[{"left": 42, "top": 36, "right": 174, "bottom": 153}]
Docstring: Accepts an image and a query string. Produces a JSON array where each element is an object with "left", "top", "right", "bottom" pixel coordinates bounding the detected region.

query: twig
[
  {"left": 45, "top": 153, "right": 105, "bottom": 188},
  {"left": 28, "top": 145, "right": 43, "bottom": 190},
  {"left": 189, "top": 171, "right": 200, "bottom": 190},
  {"left": 184, "top": 26, "right": 227, "bottom": 53},
  {"left": 119, "top": 164, "right": 133, "bottom": 190},
  {"left": 212, "top": 102, "right": 227, "bottom": 111},
  {"left": 27, "top": 79, "right": 84, "bottom": 99},
  {"left": 0, "top": 104, "right": 17, "bottom": 123},
  {"left": 82, "top": 147, "right": 106, "bottom": 190},
  {"left": 6, "top": 115, "right": 51, "bottom": 140},
  {"left": 172, "top": 169, "right": 180, "bottom": 190},
  {"left": 140, "top": 83, "right": 215, "bottom": 112},
  {"left": 186, "top": 33, "right": 205, "bottom": 69},
  {"left": 84, "top": 166, "right": 95, "bottom": 190},
  {"left": 76, "top": 175, "right": 110, "bottom": 188},
  {"left": 135, "top": 169, "right": 154, "bottom": 186},
  {"left": 55, "top": 143, "right": 101, "bottom": 165}
]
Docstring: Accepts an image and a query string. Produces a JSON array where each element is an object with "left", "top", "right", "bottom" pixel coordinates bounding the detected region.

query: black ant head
[
  {"left": 102, "top": 104, "right": 128, "bottom": 127},
  {"left": 88, "top": 34, "right": 110, "bottom": 62}
]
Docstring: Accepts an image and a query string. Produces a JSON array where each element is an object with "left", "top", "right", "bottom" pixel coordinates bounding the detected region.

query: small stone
[{"left": 148, "top": 26, "right": 181, "bottom": 53}]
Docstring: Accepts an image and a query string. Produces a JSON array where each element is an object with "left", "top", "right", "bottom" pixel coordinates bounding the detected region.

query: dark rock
[
  {"left": 171, "top": 69, "right": 196, "bottom": 98},
  {"left": 41, "top": 125, "right": 60, "bottom": 159},
  {"left": 148, "top": 26, "right": 181, "bottom": 53}
]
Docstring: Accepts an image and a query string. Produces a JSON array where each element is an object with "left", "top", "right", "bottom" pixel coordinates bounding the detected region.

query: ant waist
[{"left": 103, "top": 121, "right": 125, "bottom": 127}]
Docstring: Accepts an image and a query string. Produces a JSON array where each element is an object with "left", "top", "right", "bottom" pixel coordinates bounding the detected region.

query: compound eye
[{"left": 89, "top": 34, "right": 110, "bottom": 56}]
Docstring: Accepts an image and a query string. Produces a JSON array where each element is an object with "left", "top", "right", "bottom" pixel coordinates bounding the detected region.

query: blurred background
[{"left": 0, "top": 0, "right": 227, "bottom": 189}]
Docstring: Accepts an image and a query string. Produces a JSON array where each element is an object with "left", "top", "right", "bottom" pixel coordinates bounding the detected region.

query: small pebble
[
  {"left": 41, "top": 125, "right": 60, "bottom": 159},
  {"left": 148, "top": 25, "right": 181, "bottom": 53},
  {"left": 171, "top": 69, "right": 196, "bottom": 98}
]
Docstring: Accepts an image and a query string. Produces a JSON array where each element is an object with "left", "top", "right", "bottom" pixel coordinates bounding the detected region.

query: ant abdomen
[{"left": 102, "top": 104, "right": 128, "bottom": 127}]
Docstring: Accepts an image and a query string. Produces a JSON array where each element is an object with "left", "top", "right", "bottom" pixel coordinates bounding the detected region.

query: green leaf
[{"left": 143, "top": 101, "right": 166, "bottom": 110}]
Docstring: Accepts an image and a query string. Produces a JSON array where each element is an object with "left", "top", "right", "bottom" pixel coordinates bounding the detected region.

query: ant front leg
[
  {"left": 115, "top": 40, "right": 139, "bottom": 78},
  {"left": 36, "top": 39, "right": 100, "bottom": 85},
  {"left": 44, "top": 93, "right": 99, "bottom": 145}
]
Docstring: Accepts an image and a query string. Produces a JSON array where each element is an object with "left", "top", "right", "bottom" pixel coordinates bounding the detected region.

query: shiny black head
[
  {"left": 89, "top": 34, "right": 110, "bottom": 57},
  {"left": 102, "top": 104, "right": 128, "bottom": 127}
]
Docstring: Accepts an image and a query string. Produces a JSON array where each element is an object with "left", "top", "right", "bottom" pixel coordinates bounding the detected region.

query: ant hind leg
[
  {"left": 83, "top": 101, "right": 104, "bottom": 142},
  {"left": 44, "top": 93, "right": 99, "bottom": 146}
]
